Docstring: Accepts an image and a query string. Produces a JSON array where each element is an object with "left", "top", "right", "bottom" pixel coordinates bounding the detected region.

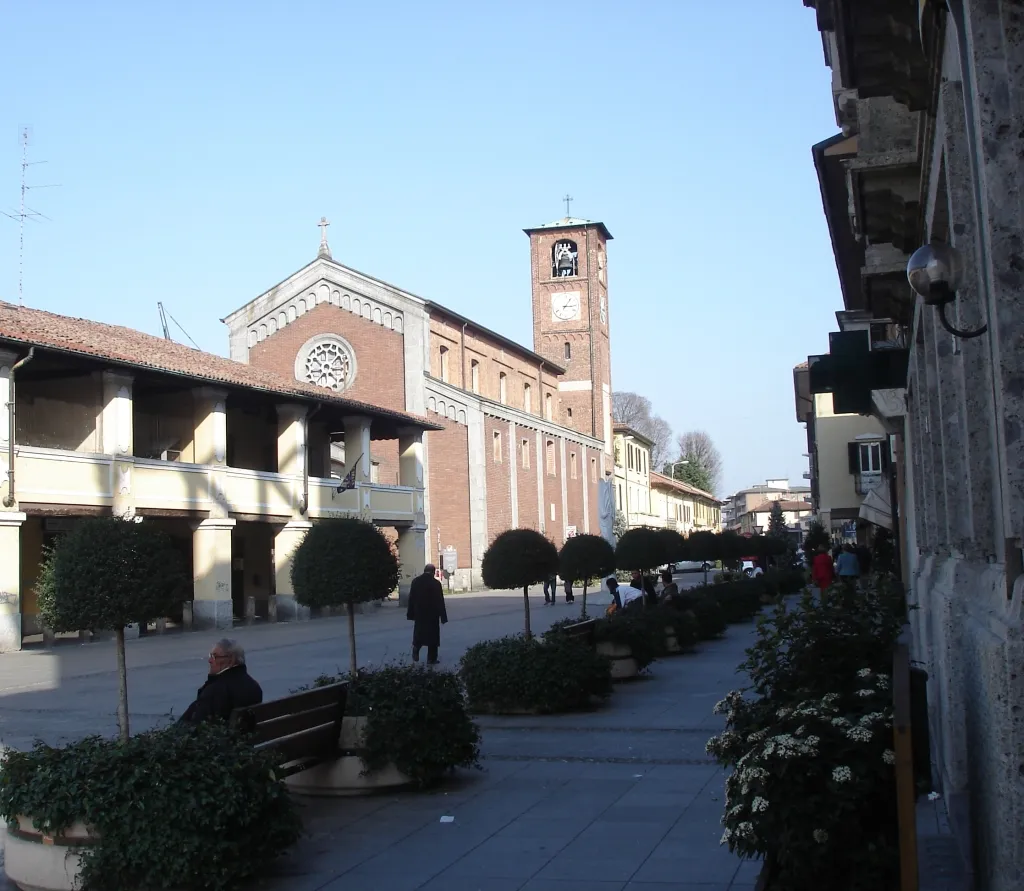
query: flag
[{"left": 336, "top": 466, "right": 357, "bottom": 492}]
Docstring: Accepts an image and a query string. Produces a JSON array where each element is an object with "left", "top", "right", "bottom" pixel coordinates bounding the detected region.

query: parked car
[
  {"left": 674, "top": 560, "right": 714, "bottom": 573},
  {"left": 741, "top": 560, "right": 764, "bottom": 578}
]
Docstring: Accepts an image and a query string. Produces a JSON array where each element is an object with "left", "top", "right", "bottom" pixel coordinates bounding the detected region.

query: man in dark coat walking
[
  {"left": 407, "top": 564, "right": 448, "bottom": 665},
  {"left": 179, "top": 638, "right": 263, "bottom": 724}
]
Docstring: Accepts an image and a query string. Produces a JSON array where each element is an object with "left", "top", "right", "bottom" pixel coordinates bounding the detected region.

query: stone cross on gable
[{"left": 318, "top": 216, "right": 332, "bottom": 259}]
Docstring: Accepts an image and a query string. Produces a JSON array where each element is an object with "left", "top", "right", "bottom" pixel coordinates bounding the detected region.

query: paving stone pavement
[{"left": 0, "top": 578, "right": 758, "bottom": 889}]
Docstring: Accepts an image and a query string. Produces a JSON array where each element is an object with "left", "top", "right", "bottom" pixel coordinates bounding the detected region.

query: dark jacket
[
  {"left": 179, "top": 664, "right": 263, "bottom": 724},
  {"left": 407, "top": 574, "right": 448, "bottom": 648}
]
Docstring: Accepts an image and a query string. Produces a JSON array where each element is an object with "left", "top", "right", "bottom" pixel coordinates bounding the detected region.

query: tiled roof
[
  {"left": 0, "top": 301, "right": 441, "bottom": 430},
  {"left": 649, "top": 471, "right": 716, "bottom": 501}
]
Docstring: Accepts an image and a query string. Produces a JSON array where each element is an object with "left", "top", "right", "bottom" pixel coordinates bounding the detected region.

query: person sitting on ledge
[{"left": 179, "top": 638, "right": 263, "bottom": 724}]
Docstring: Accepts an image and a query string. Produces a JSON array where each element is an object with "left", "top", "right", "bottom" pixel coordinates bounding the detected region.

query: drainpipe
[
  {"left": 3, "top": 348, "right": 35, "bottom": 509},
  {"left": 297, "top": 402, "right": 322, "bottom": 516},
  {"left": 538, "top": 361, "right": 544, "bottom": 419}
]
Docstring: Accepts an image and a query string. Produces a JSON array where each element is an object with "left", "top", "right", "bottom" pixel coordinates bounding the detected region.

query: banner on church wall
[{"left": 598, "top": 480, "right": 616, "bottom": 545}]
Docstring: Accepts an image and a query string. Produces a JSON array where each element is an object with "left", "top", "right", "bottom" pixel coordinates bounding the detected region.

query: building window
[
  {"left": 523, "top": 382, "right": 532, "bottom": 413},
  {"left": 545, "top": 393, "right": 553, "bottom": 420},
  {"left": 295, "top": 334, "right": 357, "bottom": 393},
  {"left": 616, "top": 483, "right": 622, "bottom": 508},
  {"left": 849, "top": 441, "right": 883, "bottom": 474},
  {"left": 439, "top": 346, "right": 450, "bottom": 383},
  {"left": 552, "top": 239, "right": 579, "bottom": 277},
  {"left": 546, "top": 439, "right": 555, "bottom": 476},
  {"left": 470, "top": 360, "right": 480, "bottom": 394},
  {"left": 521, "top": 439, "right": 530, "bottom": 469},
  {"left": 564, "top": 341, "right": 571, "bottom": 360},
  {"left": 570, "top": 451, "right": 577, "bottom": 479},
  {"left": 499, "top": 372, "right": 507, "bottom": 404},
  {"left": 550, "top": 503, "right": 556, "bottom": 521},
  {"left": 566, "top": 406, "right": 573, "bottom": 421},
  {"left": 493, "top": 430, "right": 502, "bottom": 463},
  {"left": 590, "top": 456, "right": 597, "bottom": 482}
]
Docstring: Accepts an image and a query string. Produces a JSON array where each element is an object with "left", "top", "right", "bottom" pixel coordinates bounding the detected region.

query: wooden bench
[
  {"left": 231, "top": 681, "right": 349, "bottom": 777},
  {"left": 560, "top": 619, "right": 597, "bottom": 647}
]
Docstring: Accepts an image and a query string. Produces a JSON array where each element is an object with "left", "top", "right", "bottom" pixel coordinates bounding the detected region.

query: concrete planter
[
  {"left": 664, "top": 627, "right": 683, "bottom": 654},
  {"left": 596, "top": 641, "right": 639, "bottom": 680},
  {"left": 5, "top": 816, "right": 95, "bottom": 891},
  {"left": 284, "top": 717, "right": 410, "bottom": 797}
]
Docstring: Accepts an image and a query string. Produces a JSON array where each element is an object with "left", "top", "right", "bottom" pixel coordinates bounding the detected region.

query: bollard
[
  {"left": 182, "top": 601, "right": 194, "bottom": 631},
  {"left": 244, "top": 595, "right": 256, "bottom": 626},
  {"left": 268, "top": 595, "right": 278, "bottom": 623},
  {"left": 156, "top": 617, "right": 167, "bottom": 634}
]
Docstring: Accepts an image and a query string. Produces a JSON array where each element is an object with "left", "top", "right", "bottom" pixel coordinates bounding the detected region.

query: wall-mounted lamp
[{"left": 906, "top": 242, "right": 988, "bottom": 339}]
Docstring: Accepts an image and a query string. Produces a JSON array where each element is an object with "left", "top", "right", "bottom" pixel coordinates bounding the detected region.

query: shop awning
[{"left": 859, "top": 485, "right": 892, "bottom": 531}]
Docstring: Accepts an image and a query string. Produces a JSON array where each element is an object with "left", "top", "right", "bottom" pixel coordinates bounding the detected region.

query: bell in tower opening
[{"left": 552, "top": 239, "right": 578, "bottom": 278}]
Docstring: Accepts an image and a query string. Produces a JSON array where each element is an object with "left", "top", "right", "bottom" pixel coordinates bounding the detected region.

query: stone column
[
  {"left": 559, "top": 437, "right": 569, "bottom": 540},
  {"left": 397, "top": 524, "right": 427, "bottom": 605},
  {"left": 101, "top": 371, "right": 135, "bottom": 518},
  {"left": 507, "top": 421, "right": 519, "bottom": 528},
  {"left": 535, "top": 430, "right": 545, "bottom": 533},
  {"left": 194, "top": 388, "right": 229, "bottom": 519},
  {"left": 398, "top": 428, "right": 424, "bottom": 490},
  {"left": 342, "top": 415, "right": 372, "bottom": 484},
  {"left": 582, "top": 447, "right": 591, "bottom": 533},
  {"left": 465, "top": 407, "right": 487, "bottom": 589},
  {"left": 273, "top": 520, "right": 312, "bottom": 621},
  {"left": 192, "top": 518, "right": 235, "bottom": 629},
  {"left": 0, "top": 511, "right": 26, "bottom": 651},
  {"left": 277, "top": 404, "right": 307, "bottom": 516},
  {"left": 0, "top": 349, "right": 17, "bottom": 508}
]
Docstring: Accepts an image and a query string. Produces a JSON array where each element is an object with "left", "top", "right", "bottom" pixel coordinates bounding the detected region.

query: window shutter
[{"left": 848, "top": 442, "right": 860, "bottom": 474}]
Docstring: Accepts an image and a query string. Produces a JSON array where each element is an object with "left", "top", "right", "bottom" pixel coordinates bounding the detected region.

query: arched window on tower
[
  {"left": 564, "top": 341, "right": 571, "bottom": 360},
  {"left": 545, "top": 393, "right": 553, "bottom": 420},
  {"left": 551, "top": 239, "right": 578, "bottom": 278}
]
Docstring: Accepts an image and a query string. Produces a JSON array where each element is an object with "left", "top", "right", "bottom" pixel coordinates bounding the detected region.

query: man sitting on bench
[{"left": 180, "top": 638, "right": 263, "bottom": 724}]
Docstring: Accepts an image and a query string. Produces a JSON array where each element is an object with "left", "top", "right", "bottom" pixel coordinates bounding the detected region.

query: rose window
[{"left": 303, "top": 341, "right": 352, "bottom": 391}]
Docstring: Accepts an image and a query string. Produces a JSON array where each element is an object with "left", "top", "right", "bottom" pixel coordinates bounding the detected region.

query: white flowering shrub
[{"left": 708, "top": 675, "right": 899, "bottom": 890}]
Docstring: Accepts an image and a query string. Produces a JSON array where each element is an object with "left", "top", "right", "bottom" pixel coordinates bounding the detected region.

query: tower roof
[{"left": 523, "top": 217, "right": 613, "bottom": 241}]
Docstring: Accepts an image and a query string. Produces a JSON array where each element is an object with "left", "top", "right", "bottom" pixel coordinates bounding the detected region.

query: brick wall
[
  {"left": 248, "top": 303, "right": 406, "bottom": 412},
  {"left": 515, "top": 425, "right": 539, "bottom": 531},
  {"left": 426, "top": 415, "right": 472, "bottom": 569},
  {"left": 485, "top": 417, "right": 512, "bottom": 542},
  {"left": 372, "top": 439, "right": 401, "bottom": 486}
]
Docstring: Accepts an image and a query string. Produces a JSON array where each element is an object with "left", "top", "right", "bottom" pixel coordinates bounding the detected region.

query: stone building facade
[
  {"left": 802, "top": 1, "right": 1024, "bottom": 887},
  {"left": 223, "top": 217, "right": 614, "bottom": 588}
]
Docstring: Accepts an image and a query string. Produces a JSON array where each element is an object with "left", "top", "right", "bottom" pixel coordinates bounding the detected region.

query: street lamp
[
  {"left": 667, "top": 460, "right": 690, "bottom": 480},
  {"left": 906, "top": 242, "right": 987, "bottom": 339}
]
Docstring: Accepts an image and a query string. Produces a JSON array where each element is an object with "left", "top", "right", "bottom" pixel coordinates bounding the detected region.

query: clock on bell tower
[{"left": 524, "top": 214, "right": 614, "bottom": 458}]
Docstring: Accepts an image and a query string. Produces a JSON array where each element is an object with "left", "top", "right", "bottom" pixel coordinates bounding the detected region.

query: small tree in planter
[
  {"left": 0, "top": 723, "right": 301, "bottom": 891},
  {"left": 614, "top": 527, "right": 666, "bottom": 599},
  {"left": 291, "top": 518, "right": 399, "bottom": 677},
  {"left": 684, "top": 529, "right": 720, "bottom": 583},
  {"left": 37, "top": 516, "right": 189, "bottom": 742},
  {"left": 593, "top": 610, "right": 663, "bottom": 678},
  {"left": 302, "top": 665, "right": 480, "bottom": 788},
  {"left": 481, "top": 528, "right": 559, "bottom": 639},
  {"left": 802, "top": 520, "right": 830, "bottom": 566},
  {"left": 655, "top": 528, "right": 687, "bottom": 567},
  {"left": 559, "top": 534, "right": 615, "bottom": 619}
]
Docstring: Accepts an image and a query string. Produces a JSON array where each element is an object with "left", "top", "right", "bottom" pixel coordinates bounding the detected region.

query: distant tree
[
  {"left": 559, "top": 534, "right": 615, "bottom": 619},
  {"left": 482, "top": 529, "right": 559, "bottom": 639},
  {"left": 37, "top": 516, "right": 189, "bottom": 742},
  {"left": 768, "top": 502, "right": 788, "bottom": 539},
  {"left": 802, "top": 520, "right": 831, "bottom": 566},
  {"left": 612, "top": 391, "right": 673, "bottom": 467},
  {"left": 613, "top": 510, "right": 629, "bottom": 541},
  {"left": 291, "top": 518, "right": 400, "bottom": 678},
  {"left": 670, "top": 431, "right": 723, "bottom": 495}
]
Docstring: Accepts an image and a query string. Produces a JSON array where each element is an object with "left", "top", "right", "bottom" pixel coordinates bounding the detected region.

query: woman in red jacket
[{"left": 811, "top": 545, "right": 835, "bottom": 591}]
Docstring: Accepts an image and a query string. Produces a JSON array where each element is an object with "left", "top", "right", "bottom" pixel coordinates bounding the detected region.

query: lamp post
[
  {"left": 906, "top": 242, "right": 987, "bottom": 339},
  {"left": 667, "top": 459, "right": 690, "bottom": 481}
]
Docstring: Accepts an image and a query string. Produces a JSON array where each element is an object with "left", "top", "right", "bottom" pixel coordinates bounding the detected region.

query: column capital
[
  {"left": 193, "top": 386, "right": 230, "bottom": 404},
  {"left": 193, "top": 517, "right": 237, "bottom": 532},
  {"left": 0, "top": 511, "right": 27, "bottom": 527},
  {"left": 342, "top": 414, "right": 373, "bottom": 427},
  {"left": 396, "top": 426, "right": 424, "bottom": 440},
  {"left": 276, "top": 402, "right": 309, "bottom": 421},
  {"left": 101, "top": 369, "right": 135, "bottom": 389}
]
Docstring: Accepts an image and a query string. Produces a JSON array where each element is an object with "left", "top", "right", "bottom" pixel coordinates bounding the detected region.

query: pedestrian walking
[
  {"left": 659, "top": 568, "right": 679, "bottom": 601},
  {"left": 836, "top": 544, "right": 861, "bottom": 587},
  {"left": 544, "top": 574, "right": 558, "bottom": 605},
  {"left": 811, "top": 545, "right": 835, "bottom": 593},
  {"left": 407, "top": 564, "right": 448, "bottom": 665},
  {"left": 563, "top": 577, "right": 574, "bottom": 603}
]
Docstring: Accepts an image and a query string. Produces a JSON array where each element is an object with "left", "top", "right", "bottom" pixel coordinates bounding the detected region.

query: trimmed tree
[
  {"left": 559, "top": 534, "right": 615, "bottom": 619},
  {"left": 768, "top": 502, "right": 788, "bottom": 540},
  {"left": 291, "top": 518, "right": 399, "bottom": 678},
  {"left": 37, "top": 516, "right": 189, "bottom": 742},
  {"left": 615, "top": 527, "right": 666, "bottom": 582},
  {"left": 803, "top": 520, "right": 830, "bottom": 566},
  {"left": 684, "top": 529, "right": 720, "bottom": 584},
  {"left": 481, "top": 529, "right": 559, "bottom": 639},
  {"left": 656, "top": 528, "right": 687, "bottom": 566}
]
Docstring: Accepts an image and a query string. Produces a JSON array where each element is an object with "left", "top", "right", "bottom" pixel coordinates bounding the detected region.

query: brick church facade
[{"left": 224, "top": 216, "right": 615, "bottom": 588}]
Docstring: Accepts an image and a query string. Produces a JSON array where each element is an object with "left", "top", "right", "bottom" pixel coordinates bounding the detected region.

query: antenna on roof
[
  {"left": 1, "top": 128, "right": 60, "bottom": 307},
  {"left": 156, "top": 301, "right": 201, "bottom": 350}
]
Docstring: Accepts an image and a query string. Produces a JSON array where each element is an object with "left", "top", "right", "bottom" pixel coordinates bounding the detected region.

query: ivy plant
[{"left": 0, "top": 723, "right": 301, "bottom": 891}]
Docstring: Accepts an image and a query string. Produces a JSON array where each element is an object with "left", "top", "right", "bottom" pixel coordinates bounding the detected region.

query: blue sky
[{"left": 1, "top": 1, "right": 840, "bottom": 496}]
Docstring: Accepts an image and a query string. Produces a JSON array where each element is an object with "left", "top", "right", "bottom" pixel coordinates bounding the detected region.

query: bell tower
[{"left": 525, "top": 213, "right": 614, "bottom": 461}]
